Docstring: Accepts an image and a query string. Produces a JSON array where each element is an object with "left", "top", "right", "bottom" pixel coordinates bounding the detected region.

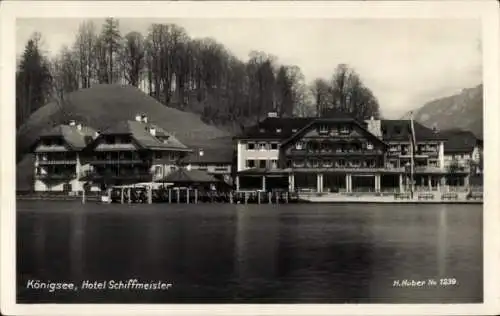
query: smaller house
[
  {"left": 31, "top": 120, "right": 97, "bottom": 192},
  {"left": 182, "top": 147, "right": 234, "bottom": 186},
  {"left": 440, "top": 129, "right": 483, "bottom": 175}
]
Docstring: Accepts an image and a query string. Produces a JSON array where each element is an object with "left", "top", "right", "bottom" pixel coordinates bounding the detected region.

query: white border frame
[{"left": 1, "top": 1, "right": 499, "bottom": 315}]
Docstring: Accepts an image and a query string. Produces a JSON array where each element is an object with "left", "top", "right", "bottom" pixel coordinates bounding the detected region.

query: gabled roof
[
  {"left": 381, "top": 120, "right": 446, "bottom": 142},
  {"left": 161, "top": 168, "right": 218, "bottom": 183},
  {"left": 440, "top": 129, "right": 481, "bottom": 153},
  {"left": 280, "top": 118, "right": 388, "bottom": 148},
  {"left": 184, "top": 147, "right": 233, "bottom": 164},
  {"left": 32, "top": 124, "right": 97, "bottom": 152},
  {"left": 234, "top": 117, "right": 314, "bottom": 140},
  {"left": 96, "top": 120, "right": 190, "bottom": 151}
]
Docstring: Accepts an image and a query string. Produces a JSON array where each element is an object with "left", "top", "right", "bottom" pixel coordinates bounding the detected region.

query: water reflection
[{"left": 17, "top": 201, "right": 482, "bottom": 303}]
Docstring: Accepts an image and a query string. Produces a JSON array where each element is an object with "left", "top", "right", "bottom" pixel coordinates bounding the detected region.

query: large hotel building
[
  {"left": 234, "top": 112, "right": 482, "bottom": 194},
  {"left": 31, "top": 112, "right": 482, "bottom": 194}
]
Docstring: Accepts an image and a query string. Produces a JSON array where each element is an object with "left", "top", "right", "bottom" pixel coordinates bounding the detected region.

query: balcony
[
  {"left": 38, "top": 160, "right": 77, "bottom": 165},
  {"left": 80, "top": 170, "right": 152, "bottom": 181},
  {"left": 91, "top": 158, "right": 150, "bottom": 165},
  {"left": 35, "top": 173, "right": 77, "bottom": 180},
  {"left": 289, "top": 149, "right": 383, "bottom": 156}
]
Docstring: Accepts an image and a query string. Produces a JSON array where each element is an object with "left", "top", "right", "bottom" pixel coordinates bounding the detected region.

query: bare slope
[
  {"left": 403, "top": 84, "right": 483, "bottom": 138},
  {"left": 16, "top": 84, "right": 230, "bottom": 190}
]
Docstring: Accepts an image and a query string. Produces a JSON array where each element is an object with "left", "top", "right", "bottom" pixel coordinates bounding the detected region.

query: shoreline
[{"left": 16, "top": 195, "right": 483, "bottom": 205}]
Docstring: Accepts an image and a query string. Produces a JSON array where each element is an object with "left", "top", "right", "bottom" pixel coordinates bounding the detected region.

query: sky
[{"left": 16, "top": 18, "right": 482, "bottom": 119}]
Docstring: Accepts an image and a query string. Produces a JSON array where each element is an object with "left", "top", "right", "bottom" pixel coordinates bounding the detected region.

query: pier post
[
  {"left": 186, "top": 189, "right": 190, "bottom": 204},
  {"left": 288, "top": 174, "right": 295, "bottom": 191},
  {"left": 82, "top": 189, "right": 86, "bottom": 204},
  {"left": 262, "top": 176, "right": 266, "bottom": 192},
  {"left": 268, "top": 192, "right": 272, "bottom": 204},
  {"left": 245, "top": 192, "right": 248, "bottom": 204},
  {"left": 120, "top": 188, "right": 124, "bottom": 204},
  {"left": 128, "top": 188, "right": 131, "bottom": 204},
  {"left": 258, "top": 191, "right": 261, "bottom": 204},
  {"left": 168, "top": 189, "right": 172, "bottom": 203},
  {"left": 285, "top": 192, "right": 289, "bottom": 203},
  {"left": 177, "top": 188, "right": 180, "bottom": 204},
  {"left": 428, "top": 175, "right": 432, "bottom": 191},
  {"left": 276, "top": 192, "right": 279, "bottom": 204},
  {"left": 230, "top": 191, "right": 234, "bottom": 204},
  {"left": 148, "top": 185, "right": 153, "bottom": 204},
  {"left": 399, "top": 174, "right": 404, "bottom": 193},
  {"left": 195, "top": 189, "right": 198, "bottom": 204}
]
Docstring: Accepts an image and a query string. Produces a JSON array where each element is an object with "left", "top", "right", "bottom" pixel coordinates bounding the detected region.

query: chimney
[
  {"left": 135, "top": 114, "right": 142, "bottom": 122},
  {"left": 69, "top": 120, "right": 76, "bottom": 126},
  {"left": 267, "top": 112, "right": 278, "bottom": 118},
  {"left": 149, "top": 127, "right": 156, "bottom": 136},
  {"left": 365, "top": 118, "right": 382, "bottom": 139},
  {"left": 199, "top": 149, "right": 204, "bottom": 157},
  {"left": 76, "top": 123, "right": 82, "bottom": 131}
]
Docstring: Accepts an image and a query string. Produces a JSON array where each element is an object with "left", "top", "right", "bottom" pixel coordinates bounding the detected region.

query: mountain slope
[
  {"left": 403, "top": 84, "right": 483, "bottom": 138},
  {"left": 16, "top": 84, "right": 231, "bottom": 190}
]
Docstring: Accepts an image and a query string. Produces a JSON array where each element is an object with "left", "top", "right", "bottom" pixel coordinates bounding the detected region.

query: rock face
[{"left": 403, "top": 84, "right": 483, "bottom": 138}]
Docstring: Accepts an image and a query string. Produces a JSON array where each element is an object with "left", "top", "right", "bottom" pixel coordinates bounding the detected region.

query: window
[
  {"left": 292, "top": 129, "right": 298, "bottom": 133},
  {"left": 198, "top": 164, "right": 208, "bottom": 170},
  {"left": 247, "top": 142, "right": 255, "bottom": 150},
  {"left": 154, "top": 152, "right": 162, "bottom": 159},
  {"left": 351, "top": 160, "right": 360, "bottom": 167},
  {"left": 154, "top": 166, "right": 162, "bottom": 176},
  {"left": 246, "top": 159, "right": 256, "bottom": 168},
  {"left": 271, "top": 143, "right": 279, "bottom": 150},
  {"left": 276, "top": 128, "right": 282, "bottom": 133},
  {"left": 338, "top": 159, "right": 346, "bottom": 167},
  {"left": 259, "top": 159, "right": 267, "bottom": 168},
  {"left": 295, "top": 142, "right": 304, "bottom": 150},
  {"left": 259, "top": 143, "right": 267, "bottom": 151},
  {"left": 318, "top": 125, "right": 329, "bottom": 134},
  {"left": 429, "top": 160, "right": 439, "bottom": 167},
  {"left": 270, "top": 159, "right": 278, "bottom": 169},
  {"left": 340, "top": 125, "right": 351, "bottom": 135},
  {"left": 366, "top": 142, "right": 374, "bottom": 150}
]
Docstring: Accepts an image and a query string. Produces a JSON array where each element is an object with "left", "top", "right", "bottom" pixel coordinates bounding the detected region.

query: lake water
[{"left": 16, "top": 201, "right": 483, "bottom": 303}]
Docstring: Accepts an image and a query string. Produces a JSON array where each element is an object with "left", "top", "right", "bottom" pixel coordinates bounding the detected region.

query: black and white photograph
[{"left": 1, "top": 1, "right": 499, "bottom": 315}]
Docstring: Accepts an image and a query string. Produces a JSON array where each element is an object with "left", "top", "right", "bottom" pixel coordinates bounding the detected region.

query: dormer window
[
  {"left": 366, "top": 142, "right": 374, "bottom": 150},
  {"left": 259, "top": 143, "right": 267, "bottom": 151},
  {"left": 276, "top": 128, "right": 282, "bottom": 133},
  {"left": 247, "top": 142, "right": 255, "bottom": 150},
  {"left": 295, "top": 142, "right": 304, "bottom": 150},
  {"left": 339, "top": 125, "right": 351, "bottom": 135},
  {"left": 318, "top": 125, "right": 329, "bottom": 135}
]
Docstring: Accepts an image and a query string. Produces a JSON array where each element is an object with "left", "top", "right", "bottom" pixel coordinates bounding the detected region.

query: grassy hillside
[
  {"left": 16, "top": 84, "right": 231, "bottom": 190},
  {"left": 404, "top": 84, "right": 483, "bottom": 138}
]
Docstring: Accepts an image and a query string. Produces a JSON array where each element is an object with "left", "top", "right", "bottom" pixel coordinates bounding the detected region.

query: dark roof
[
  {"left": 235, "top": 117, "right": 314, "bottom": 140},
  {"left": 97, "top": 120, "right": 190, "bottom": 151},
  {"left": 440, "top": 129, "right": 481, "bottom": 153},
  {"left": 381, "top": 120, "right": 445, "bottom": 141},
  {"left": 184, "top": 147, "right": 233, "bottom": 164},
  {"left": 280, "top": 118, "right": 388, "bottom": 148},
  {"left": 162, "top": 168, "right": 218, "bottom": 183},
  {"left": 33, "top": 124, "right": 97, "bottom": 151}
]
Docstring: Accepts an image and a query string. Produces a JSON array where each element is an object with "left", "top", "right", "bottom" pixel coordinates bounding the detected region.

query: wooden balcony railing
[
  {"left": 35, "top": 173, "right": 77, "bottom": 180},
  {"left": 38, "top": 160, "right": 77, "bottom": 165},
  {"left": 91, "top": 159, "right": 149, "bottom": 164}
]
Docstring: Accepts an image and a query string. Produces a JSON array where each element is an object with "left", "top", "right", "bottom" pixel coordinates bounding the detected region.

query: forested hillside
[{"left": 16, "top": 18, "right": 382, "bottom": 135}]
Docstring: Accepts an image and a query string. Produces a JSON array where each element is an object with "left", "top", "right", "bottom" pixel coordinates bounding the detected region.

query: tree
[
  {"left": 121, "top": 31, "right": 146, "bottom": 87},
  {"left": 16, "top": 33, "right": 53, "bottom": 127},
  {"left": 50, "top": 45, "right": 79, "bottom": 102},
  {"left": 74, "top": 20, "right": 98, "bottom": 88},
  {"left": 99, "top": 18, "right": 122, "bottom": 83},
  {"left": 310, "top": 78, "right": 330, "bottom": 117},
  {"left": 320, "top": 64, "right": 381, "bottom": 121}
]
